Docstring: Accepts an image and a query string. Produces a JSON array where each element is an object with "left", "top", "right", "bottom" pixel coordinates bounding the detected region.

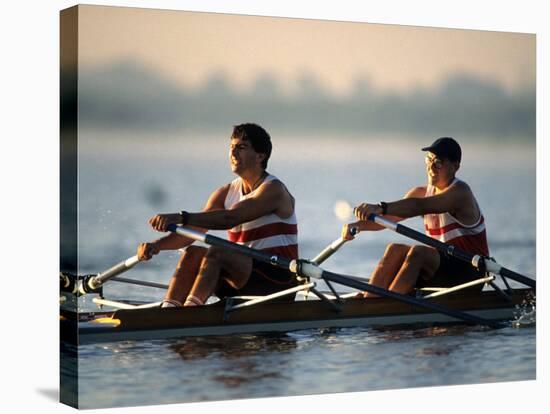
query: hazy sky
[{"left": 78, "top": 5, "right": 535, "bottom": 96}]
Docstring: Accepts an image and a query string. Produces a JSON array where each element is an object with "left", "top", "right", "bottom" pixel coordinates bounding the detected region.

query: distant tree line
[{"left": 73, "top": 60, "right": 535, "bottom": 139}]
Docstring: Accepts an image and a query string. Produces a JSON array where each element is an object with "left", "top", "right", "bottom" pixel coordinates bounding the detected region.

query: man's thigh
[
  {"left": 412, "top": 245, "right": 441, "bottom": 279},
  {"left": 214, "top": 248, "right": 254, "bottom": 289}
]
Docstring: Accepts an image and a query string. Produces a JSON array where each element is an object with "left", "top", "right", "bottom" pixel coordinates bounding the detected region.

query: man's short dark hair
[{"left": 231, "top": 123, "right": 272, "bottom": 169}]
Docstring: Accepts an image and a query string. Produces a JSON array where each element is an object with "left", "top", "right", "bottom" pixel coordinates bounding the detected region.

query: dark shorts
[
  {"left": 215, "top": 259, "right": 298, "bottom": 300},
  {"left": 416, "top": 250, "right": 485, "bottom": 291}
]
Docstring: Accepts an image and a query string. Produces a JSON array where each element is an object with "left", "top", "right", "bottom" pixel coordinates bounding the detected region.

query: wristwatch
[
  {"left": 378, "top": 202, "right": 388, "bottom": 215},
  {"left": 179, "top": 210, "right": 189, "bottom": 225}
]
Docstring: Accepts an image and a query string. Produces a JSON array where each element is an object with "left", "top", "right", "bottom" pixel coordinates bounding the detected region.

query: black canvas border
[{"left": 60, "top": 5, "right": 79, "bottom": 408}]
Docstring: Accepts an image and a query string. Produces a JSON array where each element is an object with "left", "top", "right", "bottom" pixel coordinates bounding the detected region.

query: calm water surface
[
  {"left": 64, "top": 131, "right": 536, "bottom": 408},
  {"left": 67, "top": 325, "right": 535, "bottom": 409}
]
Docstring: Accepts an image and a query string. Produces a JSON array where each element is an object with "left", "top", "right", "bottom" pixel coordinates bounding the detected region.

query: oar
[
  {"left": 68, "top": 228, "right": 353, "bottom": 296},
  {"left": 308, "top": 200, "right": 362, "bottom": 265},
  {"left": 367, "top": 214, "right": 536, "bottom": 289},
  {"left": 311, "top": 227, "right": 357, "bottom": 265},
  {"left": 167, "top": 224, "right": 505, "bottom": 328},
  {"left": 79, "top": 255, "right": 141, "bottom": 294}
]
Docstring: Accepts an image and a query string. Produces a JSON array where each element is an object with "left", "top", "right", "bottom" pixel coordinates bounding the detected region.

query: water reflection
[
  {"left": 366, "top": 324, "right": 484, "bottom": 359},
  {"left": 169, "top": 333, "right": 298, "bottom": 360},
  {"left": 372, "top": 324, "right": 485, "bottom": 342},
  {"left": 212, "top": 369, "right": 284, "bottom": 388},
  {"left": 169, "top": 333, "right": 298, "bottom": 387}
]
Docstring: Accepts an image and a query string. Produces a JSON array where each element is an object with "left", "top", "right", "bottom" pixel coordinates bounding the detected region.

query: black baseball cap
[{"left": 421, "top": 137, "right": 461, "bottom": 163}]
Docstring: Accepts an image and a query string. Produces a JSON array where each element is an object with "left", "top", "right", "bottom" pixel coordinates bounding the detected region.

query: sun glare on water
[{"left": 334, "top": 200, "right": 353, "bottom": 221}]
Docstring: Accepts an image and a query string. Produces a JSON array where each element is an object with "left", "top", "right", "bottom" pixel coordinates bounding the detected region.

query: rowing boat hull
[{"left": 61, "top": 288, "right": 531, "bottom": 345}]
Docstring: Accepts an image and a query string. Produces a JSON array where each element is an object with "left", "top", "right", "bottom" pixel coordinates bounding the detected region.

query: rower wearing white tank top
[
  {"left": 136, "top": 123, "right": 299, "bottom": 307},
  {"left": 342, "top": 137, "right": 490, "bottom": 296}
]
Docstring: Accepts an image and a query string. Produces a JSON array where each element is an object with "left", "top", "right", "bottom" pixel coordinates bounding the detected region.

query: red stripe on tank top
[
  {"left": 425, "top": 216, "right": 484, "bottom": 236},
  {"left": 445, "top": 232, "right": 489, "bottom": 256},
  {"left": 228, "top": 222, "right": 298, "bottom": 243}
]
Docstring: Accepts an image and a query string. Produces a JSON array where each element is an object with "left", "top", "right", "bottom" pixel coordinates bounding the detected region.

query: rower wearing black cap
[{"left": 342, "top": 137, "right": 490, "bottom": 297}]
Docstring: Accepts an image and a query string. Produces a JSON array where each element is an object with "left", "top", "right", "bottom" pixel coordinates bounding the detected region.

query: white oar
[
  {"left": 309, "top": 200, "right": 359, "bottom": 265},
  {"left": 62, "top": 256, "right": 167, "bottom": 295},
  {"left": 76, "top": 255, "right": 141, "bottom": 294},
  {"left": 311, "top": 228, "right": 357, "bottom": 265},
  {"left": 71, "top": 216, "right": 353, "bottom": 294}
]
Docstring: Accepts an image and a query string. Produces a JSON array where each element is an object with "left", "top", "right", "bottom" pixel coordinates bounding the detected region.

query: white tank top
[
  {"left": 224, "top": 174, "right": 299, "bottom": 259},
  {"left": 424, "top": 178, "right": 489, "bottom": 256}
]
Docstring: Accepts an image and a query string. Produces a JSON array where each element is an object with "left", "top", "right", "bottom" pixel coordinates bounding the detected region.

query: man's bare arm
[
  {"left": 183, "top": 181, "right": 285, "bottom": 229},
  {"left": 138, "top": 185, "right": 229, "bottom": 260},
  {"left": 383, "top": 183, "right": 471, "bottom": 218},
  {"left": 154, "top": 185, "right": 230, "bottom": 246},
  {"left": 342, "top": 186, "right": 426, "bottom": 239},
  {"left": 350, "top": 186, "right": 427, "bottom": 232}
]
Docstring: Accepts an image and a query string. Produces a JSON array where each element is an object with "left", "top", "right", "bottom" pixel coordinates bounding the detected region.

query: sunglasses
[{"left": 424, "top": 155, "right": 444, "bottom": 169}]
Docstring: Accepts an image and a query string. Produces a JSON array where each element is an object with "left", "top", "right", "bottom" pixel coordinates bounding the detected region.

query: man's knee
[
  {"left": 404, "top": 245, "right": 433, "bottom": 263},
  {"left": 203, "top": 246, "right": 227, "bottom": 265},
  {"left": 384, "top": 243, "right": 409, "bottom": 257},
  {"left": 177, "top": 245, "right": 206, "bottom": 268},
  {"left": 375, "top": 244, "right": 409, "bottom": 270}
]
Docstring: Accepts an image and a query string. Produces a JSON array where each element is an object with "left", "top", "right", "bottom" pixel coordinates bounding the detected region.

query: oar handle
[{"left": 368, "top": 214, "right": 536, "bottom": 289}]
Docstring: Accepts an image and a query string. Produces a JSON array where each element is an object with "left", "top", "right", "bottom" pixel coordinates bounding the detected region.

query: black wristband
[
  {"left": 179, "top": 210, "right": 189, "bottom": 225},
  {"left": 378, "top": 202, "right": 388, "bottom": 215}
]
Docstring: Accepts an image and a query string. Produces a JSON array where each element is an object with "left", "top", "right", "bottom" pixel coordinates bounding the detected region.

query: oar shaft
[
  {"left": 311, "top": 237, "right": 347, "bottom": 265},
  {"left": 498, "top": 267, "right": 536, "bottom": 289},
  {"left": 86, "top": 255, "right": 140, "bottom": 291},
  {"left": 311, "top": 227, "right": 357, "bottom": 265},
  {"left": 371, "top": 215, "right": 469, "bottom": 259},
  {"left": 368, "top": 214, "right": 536, "bottom": 289}
]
